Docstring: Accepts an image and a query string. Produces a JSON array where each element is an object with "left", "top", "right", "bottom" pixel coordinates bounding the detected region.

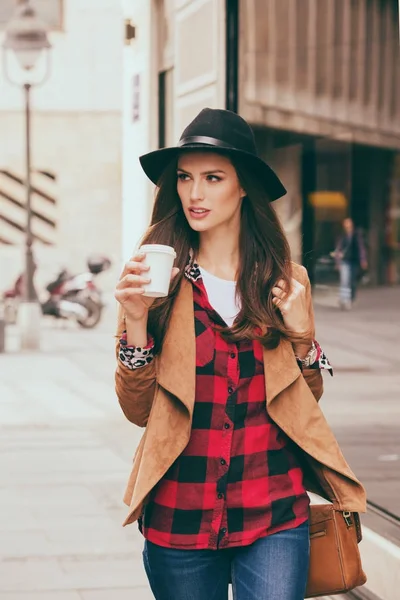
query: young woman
[{"left": 114, "top": 108, "right": 366, "bottom": 600}]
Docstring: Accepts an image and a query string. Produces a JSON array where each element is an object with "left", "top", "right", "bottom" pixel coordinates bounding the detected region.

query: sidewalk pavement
[
  {"left": 313, "top": 284, "right": 399, "bottom": 370},
  {"left": 314, "top": 286, "right": 400, "bottom": 523},
  {"left": 0, "top": 305, "right": 151, "bottom": 600},
  {"left": 0, "top": 287, "right": 399, "bottom": 599}
]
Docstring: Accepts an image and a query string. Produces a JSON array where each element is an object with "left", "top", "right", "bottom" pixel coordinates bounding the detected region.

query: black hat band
[{"left": 178, "top": 135, "right": 236, "bottom": 149}]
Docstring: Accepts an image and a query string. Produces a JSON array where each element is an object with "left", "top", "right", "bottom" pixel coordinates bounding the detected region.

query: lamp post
[{"left": 2, "top": 1, "right": 51, "bottom": 350}]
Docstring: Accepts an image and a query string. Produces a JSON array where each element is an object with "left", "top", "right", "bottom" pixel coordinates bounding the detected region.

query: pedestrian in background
[
  {"left": 114, "top": 108, "right": 366, "bottom": 600},
  {"left": 334, "top": 217, "right": 368, "bottom": 310}
]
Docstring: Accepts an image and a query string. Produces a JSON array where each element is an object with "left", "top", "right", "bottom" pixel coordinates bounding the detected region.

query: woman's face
[{"left": 177, "top": 152, "right": 245, "bottom": 234}]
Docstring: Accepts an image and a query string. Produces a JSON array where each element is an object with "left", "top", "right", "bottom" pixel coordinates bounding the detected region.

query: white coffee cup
[{"left": 139, "top": 244, "right": 177, "bottom": 298}]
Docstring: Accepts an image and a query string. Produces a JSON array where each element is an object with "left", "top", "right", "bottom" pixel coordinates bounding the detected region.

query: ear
[{"left": 239, "top": 186, "right": 246, "bottom": 199}]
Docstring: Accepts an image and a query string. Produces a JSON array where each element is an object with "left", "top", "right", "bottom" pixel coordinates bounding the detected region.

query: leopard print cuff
[
  {"left": 298, "top": 340, "right": 333, "bottom": 376},
  {"left": 119, "top": 331, "right": 155, "bottom": 370}
]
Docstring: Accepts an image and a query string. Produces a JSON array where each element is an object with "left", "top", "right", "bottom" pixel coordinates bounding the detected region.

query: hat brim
[{"left": 139, "top": 144, "right": 287, "bottom": 202}]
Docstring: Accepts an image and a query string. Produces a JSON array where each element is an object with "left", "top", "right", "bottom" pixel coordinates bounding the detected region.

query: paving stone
[
  {"left": 0, "top": 560, "right": 69, "bottom": 592},
  {"left": 58, "top": 556, "right": 148, "bottom": 589}
]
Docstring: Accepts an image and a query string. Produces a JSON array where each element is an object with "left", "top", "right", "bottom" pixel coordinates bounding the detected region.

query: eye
[
  {"left": 177, "top": 173, "right": 190, "bottom": 181},
  {"left": 206, "top": 174, "right": 221, "bottom": 182}
]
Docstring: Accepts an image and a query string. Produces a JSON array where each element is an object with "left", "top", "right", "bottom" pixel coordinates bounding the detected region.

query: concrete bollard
[{"left": 18, "top": 302, "right": 41, "bottom": 351}]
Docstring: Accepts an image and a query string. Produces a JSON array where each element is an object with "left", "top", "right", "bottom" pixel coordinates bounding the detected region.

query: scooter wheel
[{"left": 77, "top": 298, "right": 102, "bottom": 329}]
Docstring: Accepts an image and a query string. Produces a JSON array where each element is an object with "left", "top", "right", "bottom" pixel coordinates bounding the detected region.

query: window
[{"left": 0, "top": 1, "right": 63, "bottom": 30}]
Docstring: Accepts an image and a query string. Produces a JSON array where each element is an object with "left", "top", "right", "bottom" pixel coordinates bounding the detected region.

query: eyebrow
[{"left": 177, "top": 168, "right": 226, "bottom": 175}]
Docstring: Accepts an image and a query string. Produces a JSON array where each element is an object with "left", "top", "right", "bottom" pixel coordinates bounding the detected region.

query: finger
[
  {"left": 170, "top": 267, "right": 180, "bottom": 281},
  {"left": 276, "top": 279, "right": 287, "bottom": 290},
  {"left": 124, "top": 260, "right": 150, "bottom": 275},
  {"left": 273, "top": 296, "right": 290, "bottom": 313},
  {"left": 114, "top": 287, "right": 146, "bottom": 303},
  {"left": 123, "top": 273, "right": 151, "bottom": 287},
  {"left": 121, "top": 255, "right": 149, "bottom": 277},
  {"left": 272, "top": 286, "right": 286, "bottom": 299},
  {"left": 272, "top": 297, "right": 283, "bottom": 307},
  {"left": 116, "top": 274, "right": 151, "bottom": 289},
  {"left": 120, "top": 264, "right": 147, "bottom": 280},
  {"left": 132, "top": 252, "right": 146, "bottom": 262}
]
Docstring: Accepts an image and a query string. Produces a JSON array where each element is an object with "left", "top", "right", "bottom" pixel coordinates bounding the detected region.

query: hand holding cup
[{"left": 115, "top": 246, "right": 179, "bottom": 323}]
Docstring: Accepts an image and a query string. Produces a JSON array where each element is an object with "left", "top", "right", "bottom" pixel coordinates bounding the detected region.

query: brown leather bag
[{"left": 306, "top": 504, "right": 367, "bottom": 597}]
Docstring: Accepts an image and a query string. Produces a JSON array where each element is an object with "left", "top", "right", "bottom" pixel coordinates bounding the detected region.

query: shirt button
[
  {"left": 224, "top": 423, "right": 230, "bottom": 429},
  {"left": 230, "top": 352, "right": 236, "bottom": 359},
  {"left": 220, "top": 458, "right": 226, "bottom": 466},
  {"left": 217, "top": 493, "right": 224, "bottom": 499},
  {"left": 228, "top": 387, "right": 233, "bottom": 394},
  {"left": 220, "top": 528, "right": 227, "bottom": 535}
]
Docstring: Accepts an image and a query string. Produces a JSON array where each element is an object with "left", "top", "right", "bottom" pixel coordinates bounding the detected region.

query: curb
[{"left": 358, "top": 526, "right": 400, "bottom": 600}]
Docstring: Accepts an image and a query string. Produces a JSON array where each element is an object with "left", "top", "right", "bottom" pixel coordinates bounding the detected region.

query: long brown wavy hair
[{"left": 138, "top": 152, "right": 300, "bottom": 352}]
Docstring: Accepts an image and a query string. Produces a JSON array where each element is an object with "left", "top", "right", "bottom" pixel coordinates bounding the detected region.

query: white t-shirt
[{"left": 199, "top": 267, "right": 241, "bottom": 327}]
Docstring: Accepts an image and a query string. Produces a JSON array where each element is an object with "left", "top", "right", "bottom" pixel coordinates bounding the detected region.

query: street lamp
[{"left": 2, "top": 1, "right": 51, "bottom": 350}]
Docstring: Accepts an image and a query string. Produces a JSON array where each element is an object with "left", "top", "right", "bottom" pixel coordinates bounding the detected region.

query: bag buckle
[{"left": 343, "top": 511, "right": 352, "bottom": 527}]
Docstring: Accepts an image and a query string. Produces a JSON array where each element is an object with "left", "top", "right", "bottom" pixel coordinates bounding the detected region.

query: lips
[{"left": 189, "top": 208, "right": 211, "bottom": 219}]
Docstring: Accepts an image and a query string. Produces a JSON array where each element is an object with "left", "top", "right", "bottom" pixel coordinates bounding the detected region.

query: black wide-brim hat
[{"left": 139, "top": 108, "right": 287, "bottom": 202}]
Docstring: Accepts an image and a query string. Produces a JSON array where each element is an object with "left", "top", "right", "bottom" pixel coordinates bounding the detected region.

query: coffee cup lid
[{"left": 140, "top": 244, "right": 176, "bottom": 258}]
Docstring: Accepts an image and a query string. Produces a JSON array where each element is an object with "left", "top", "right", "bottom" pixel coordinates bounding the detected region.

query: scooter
[{"left": 2, "top": 255, "right": 111, "bottom": 329}]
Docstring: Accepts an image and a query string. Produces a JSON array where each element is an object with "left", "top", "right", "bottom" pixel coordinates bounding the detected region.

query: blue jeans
[
  {"left": 339, "top": 261, "right": 359, "bottom": 303},
  {"left": 142, "top": 521, "right": 310, "bottom": 600}
]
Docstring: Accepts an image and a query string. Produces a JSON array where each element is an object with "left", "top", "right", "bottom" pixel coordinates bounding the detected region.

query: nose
[{"left": 189, "top": 178, "right": 204, "bottom": 203}]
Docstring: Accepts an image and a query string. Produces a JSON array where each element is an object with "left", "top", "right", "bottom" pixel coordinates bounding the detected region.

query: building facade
[
  {"left": 0, "top": 0, "right": 123, "bottom": 293},
  {"left": 122, "top": 0, "right": 400, "bottom": 285},
  {"left": 239, "top": 0, "right": 400, "bottom": 285},
  {"left": 120, "top": 0, "right": 226, "bottom": 261},
  {"left": 2, "top": 1, "right": 398, "bottom": 291}
]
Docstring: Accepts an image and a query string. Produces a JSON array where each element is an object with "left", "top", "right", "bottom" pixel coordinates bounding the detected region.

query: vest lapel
[
  {"left": 158, "top": 281, "right": 301, "bottom": 412},
  {"left": 157, "top": 278, "right": 196, "bottom": 418},
  {"left": 263, "top": 338, "right": 301, "bottom": 405}
]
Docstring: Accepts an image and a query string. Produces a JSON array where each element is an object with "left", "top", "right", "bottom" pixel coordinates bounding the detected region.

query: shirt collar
[{"left": 184, "top": 253, "right": 201, "bottom": 283}]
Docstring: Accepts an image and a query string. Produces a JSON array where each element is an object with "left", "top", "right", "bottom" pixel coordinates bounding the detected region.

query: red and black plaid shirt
[{"left": 140, "top": 262, "right": 309, "bottom": 549}]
